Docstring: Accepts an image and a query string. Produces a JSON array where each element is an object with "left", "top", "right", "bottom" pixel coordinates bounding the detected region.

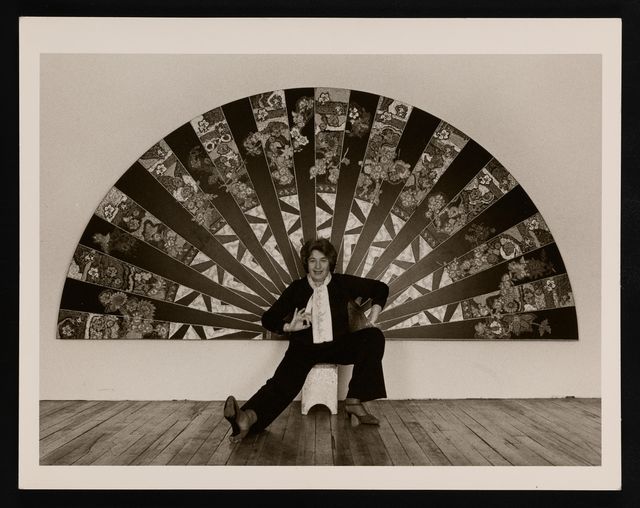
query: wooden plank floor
[{"left": 39, "top": 399, "right": 601, "bottom": 466}]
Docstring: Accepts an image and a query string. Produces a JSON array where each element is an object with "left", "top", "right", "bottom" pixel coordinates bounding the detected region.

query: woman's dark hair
[{"left": 300, "top": 238, "right": 338, "bottom": 274}]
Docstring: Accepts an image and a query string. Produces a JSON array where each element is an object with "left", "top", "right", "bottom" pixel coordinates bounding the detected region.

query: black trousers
[{"left": 242, "top": 327, "right": 387, "bottom": 432}]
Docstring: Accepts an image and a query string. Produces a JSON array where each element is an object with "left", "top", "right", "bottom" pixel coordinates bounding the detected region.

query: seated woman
[{"left": 224, "top": 238, "right": 389, "bottom": 443}]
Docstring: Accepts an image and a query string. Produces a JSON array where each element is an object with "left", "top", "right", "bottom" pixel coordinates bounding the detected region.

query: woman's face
[{"left": 308, "top": 249, "right": 330, "bottom": 283}]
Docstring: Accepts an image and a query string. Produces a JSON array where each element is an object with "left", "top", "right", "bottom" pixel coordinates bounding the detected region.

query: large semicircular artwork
[{"left": 56, "top": 88, "right": 578, "bottom": 341}]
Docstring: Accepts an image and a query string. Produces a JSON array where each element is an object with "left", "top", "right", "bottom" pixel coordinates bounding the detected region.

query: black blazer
[{"left": 261, "top": 273, "right": 389, "bottom": 343}]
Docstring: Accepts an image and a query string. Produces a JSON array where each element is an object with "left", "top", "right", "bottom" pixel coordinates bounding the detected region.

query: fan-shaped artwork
[{"left": 56, "top": 88, "right": 578, "bottom": 341}]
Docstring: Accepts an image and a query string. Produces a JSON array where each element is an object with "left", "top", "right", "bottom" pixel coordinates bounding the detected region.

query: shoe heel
[{"left": 345, "top": 403, "right": 380, "bottom": 426}]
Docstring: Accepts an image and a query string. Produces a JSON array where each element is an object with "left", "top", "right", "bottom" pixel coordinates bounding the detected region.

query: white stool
[{"left": 301, "top": 363, "right": 338, "bottom": 415}]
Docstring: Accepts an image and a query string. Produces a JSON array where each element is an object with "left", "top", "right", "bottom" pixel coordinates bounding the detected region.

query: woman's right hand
[{"left": 284, "top": 308, "right": 311, "bottom": 333}]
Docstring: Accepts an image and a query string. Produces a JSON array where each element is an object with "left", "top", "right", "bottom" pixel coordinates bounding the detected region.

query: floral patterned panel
[
  {"left": 247, "top": 89, "right": 299, "bottom": 194},
  {"left": 311, "top": 88, "right": 350, "bottom": 192},
  {"left": 138, "top": 140, "right": 225, "bottom": 234},
  {"left": 189, "top": 109, "right": 258, "bottom": 210},
  {"left": 345, "top": 101, "right": 373, "bottom": 139},
  {"left": 443, "top": 213, "right": 554, "bottom": 285},
  {"left": 68, "top": 245, "right": 179, "bottom": 302},
  {"left": 422, "top": 159, "right": 518, "bottom": 247},
  {"left": 57, "top": 309, "right": 171, "bottom": 340},
  {"left": 289, "top": 95, "right": 314, "bottom": 153},
  {"left": 189, "top": 109, "right": 288, "bottom": 271},
  {"left": 459, "top": 273, "right": 574, "bottom": 340},
  {"left": 473, "top": 312, "right": 552, "bottom": 340},
  {"left": 94, "top": 187, "right": 198, "bottom": 265},
  {"left": 327, "top": 96, "right": 373, "bottom": 250},
  {"left": 519, "top": 273, "right": 575, "bottom": 311},
  {"left": 246, "top": 90, "right": 305, "bottom": 257},
  {"left": 394, "top": 122, "right": 469, "bottom": 221},
  {"left": 356, "top": 97, "right": 413, "bottom": 205},
  {"left": 458, "top": 272, "right": 573, "bottom": 320},
  {"left": 57, "top": 310, "right": 90, "bottom": 339},
  {"left": 99, "top": 288, "right": 156, "bottom": 319}
]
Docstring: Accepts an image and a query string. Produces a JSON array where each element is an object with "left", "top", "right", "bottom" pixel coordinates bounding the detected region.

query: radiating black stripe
[
  {"left": 228, "top": 287, "right": 268, "bottom": 308},
  {"left": 162, "top": 123, "right": 287, "bottom": 292},
  {"left": 431, "top": 267, "right": 444, "bottom": 291},
  {"left": 318, "top": 217, "right": 333, "bottom": 231},
  {"left": 383, "top": 307, "right": 578, "bottom": 340},
  {"left": 380, "top": 314, "right": 427, "bottom": 330},
  {"left": 443, "top": 303, "right": 459, "bottom": 323},
  {"left": 202, "top": 295, "right": 212, "bottom": 313},
  {"left": 193, "top": 325, "right": 208, "bottom": 340},
  {"left": 345, "top": 108, "right": 440, "bottom": 274},
  {"left": 316, "top": 194, "right": 334, "bottom": 215},
  {"left": 413, "top": 284, "right": 431, "bottom": 296},
  {"left": 330, "top": 90, "right": 380, "bottom": 254},
  {"left": 350, "top": 199, "right": 367, "bottom": 223},
  {"left": 379, "top": 243, "right": 566, "bottom": 322},
  {"left": 285, "top": 88, "right": 316, "bottom": 242},
  {"left": 279, "top": 198, "right": 299, "bottom": 215},
  {"left": 365, "top": 140, "right": 493, "bottom": 277},
  {"left": 424, "top": 311, "right": 441, "bottom": 324},
  {"left": 222, "top": 98, "right": 299, "bottom": 281},
  {"left": 115, "top": 161, "right": 277, "bottom": 302},
  {"left": 170, "top": 324, "right": 190, "bottom": 340},
  {"left": 336, "top": 246, "right": 345, "bottom": 274},
  {"left": 217, "top": 312, "right": 262, "bottom": 321},
  {"left": 414, "top": 235, "right": 427, "bottom": 260},
  {"left": 214, "top": 331, "right": 264, "bottom": 340},
  {"left": 191, "top": 260, "right": 215, "bottom": 272},
  {"left": 175, "top": 291, "right": 201, "bottom": 306},
  {"left": 352, "top": 252, "right": 369, "bottom": 278},
  {"left": 60, "top": 278, "right": 264, "bottom": 331},
  {"left": 79, "top": 214, "right": 266, "bottom": 316}
]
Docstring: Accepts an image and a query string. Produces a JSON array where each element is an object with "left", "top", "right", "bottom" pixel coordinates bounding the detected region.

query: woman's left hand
[{"left": 367, "top": 304, "right": 382, "bottom": 325}]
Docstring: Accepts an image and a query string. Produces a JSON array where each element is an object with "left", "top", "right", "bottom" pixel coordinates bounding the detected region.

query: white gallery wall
[{"left": 39, "top": 54, "right": 602, "bottom": 400}]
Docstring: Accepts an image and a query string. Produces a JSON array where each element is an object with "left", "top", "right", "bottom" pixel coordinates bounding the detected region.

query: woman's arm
[
  {"left": 261, "top": 282, "right": 299, "bottom": 335},
  {"left": 368, "top": 304, "right": 383, "bottom": 324},
  {"left": 340, "top": 273, "right": 389, "bottom": 310}
]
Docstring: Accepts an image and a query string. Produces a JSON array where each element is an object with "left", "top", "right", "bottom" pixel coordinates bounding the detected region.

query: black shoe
[
  {"left": 345, "top": 402, "right": 380, "bottom": 426},
  {"left": 224, "top": 395, "right": 241, "bottom": 437}
]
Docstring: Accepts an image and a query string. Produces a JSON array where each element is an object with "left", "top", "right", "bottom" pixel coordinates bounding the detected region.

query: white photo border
[{"left": 19, "top": 17, "right": 621, "bottom": 490}]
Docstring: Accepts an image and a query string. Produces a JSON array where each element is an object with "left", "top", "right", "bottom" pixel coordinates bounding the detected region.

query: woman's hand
[
  {"left": 283, "top": 308, "right": 311, "bottom": 333},
  {"left": 367, "top": 304, "right": 382, "bottom": 325}
]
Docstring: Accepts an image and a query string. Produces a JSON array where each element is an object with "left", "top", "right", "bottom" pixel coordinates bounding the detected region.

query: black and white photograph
[{"left": 19, "top": 18, "right": 621, "bottom": 490}]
